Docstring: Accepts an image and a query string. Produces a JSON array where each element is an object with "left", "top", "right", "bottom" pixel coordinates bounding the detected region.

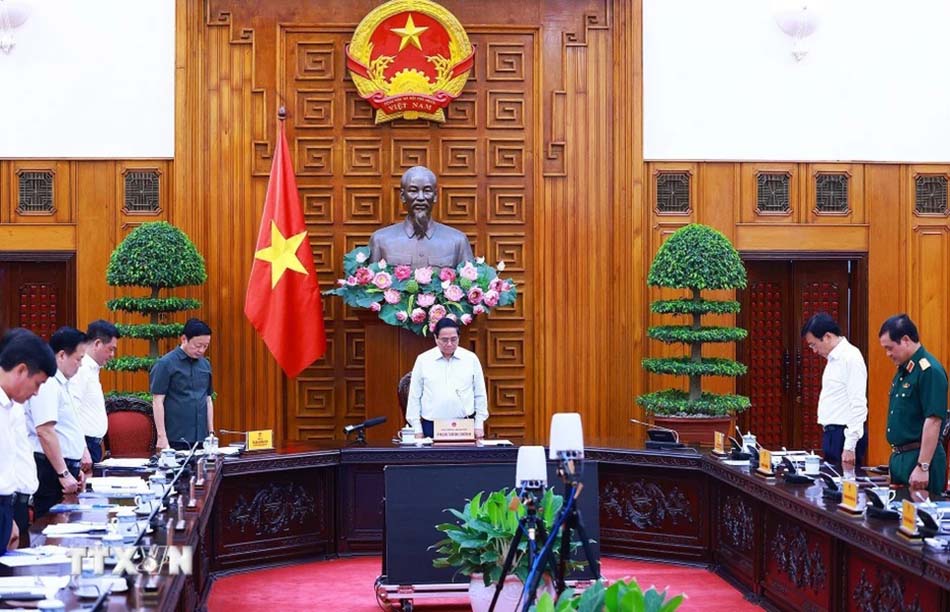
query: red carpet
[{"left": 207, "top": 556, "right": 762, "bottom": 611}]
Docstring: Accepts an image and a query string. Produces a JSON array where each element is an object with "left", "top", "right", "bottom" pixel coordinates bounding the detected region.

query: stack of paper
[
  {"left": 0, "top": 546, "right": 72, "bottom": 568},
  {"left": 42, "top": 521, "right": 109, "bottom": 536},
  {"left": 87, "top": 476, "right": 150, "bottom": 494},
  {"left": 96, "top": 458, "right": 151, "bottom": 468}
]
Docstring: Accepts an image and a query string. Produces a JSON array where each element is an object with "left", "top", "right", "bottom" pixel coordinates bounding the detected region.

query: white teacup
[{"left": 134, "top": 496, "right": 161, "bottom": 514}]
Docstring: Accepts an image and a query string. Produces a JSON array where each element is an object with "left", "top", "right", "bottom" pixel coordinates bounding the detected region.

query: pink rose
[
  {"left": 417, "top": 293, "right": 436, "bottom": 308},
  {"left": 460, "top": 313, "right": 473, "bottom": 325},
  {"left": 473, "top": 304, "right": 486, "bottom": 315},
  {"left": 489, "top": 278, "right": 503, "bottom": 293},
  {"left": 467, "top": 287, "right": 484, "bottom": 304},
  {"left": 446, "top": 313, "right": 458, "bottom": 321},
  {"left": 370, "top": 302, "right": 382, "bottom": 312},
  {"left": 428, "top": 304, "right": 447, "bottom": 322},
  {"left": 414, "top": 266, "right": 434, "bottom": 285},
  {"left": 501, "top": 281, "right": 512, "bottom": 292},
  {"left": 384, "top": 289, "right": 401, "bottom": 304},
  {"left": 429, "top": 322, "right": 437, "bottom": 333},
  {"left": 410, "top": 308, "right": 426, "bottom": 324},
  {"left": 439, "top": 267, "right": 457, "bottom": 283},
  {"left": 394, "top": 265, "right": 412, "bottom": 281},
  {"left": 372, "top": 272, "right": 392, "bottom": 289},
  {"left": 444, "top": 285, "right": 464, "bottom": 302},
  {"left": 460, "top": 262, "right": 479, "bottom": 281},
  {"left": 354, "top": 267, "right": 374, "bottom": 285},
  {"left": 483, "top": 289, "right": 500, "bottom": 308},
  {"left": 396, "top": 311, "right": 408, "bottom": 322}
]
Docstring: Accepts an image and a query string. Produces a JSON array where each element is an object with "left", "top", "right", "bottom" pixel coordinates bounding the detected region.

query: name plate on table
[
  {"left": 837, "top": 480, "right": 862, "bottom": 515},
  {"left": 433, "top": 418, "right": 475, "bottom": 443},
  {"left": 756, "top": 449, "right": 774, "bottom": 476},
  {"left": 900, "top": 499, "right": 919, "bottom": 537},
  {"left": 247, "top": 429, "right": 274, "bottom": 451},
  {"left": 712, "top": 431, "right": 727, "bottom": 456}
]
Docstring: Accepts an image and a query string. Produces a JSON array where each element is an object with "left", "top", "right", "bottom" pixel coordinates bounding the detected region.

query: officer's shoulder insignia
[
  {"left": 906, "top": 360, "right": 915, "bottom": 373},
  {"left": 920, "top": 357, "right": 931, "bottom": 371}
]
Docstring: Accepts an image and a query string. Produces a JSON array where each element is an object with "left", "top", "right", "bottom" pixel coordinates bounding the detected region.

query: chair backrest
[
  {"left": 104, "top": 396, "right": 156, "bottom": 458},
  {"left": 397, "top": 372, "right": 412, "bottom": 418}
]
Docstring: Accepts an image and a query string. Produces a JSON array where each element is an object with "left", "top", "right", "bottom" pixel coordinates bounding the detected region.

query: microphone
[
  {"left": 630, "top": 417, "right": 680, "bottom": 444},
  {"left": 218, "top": 428, "right": 248, "bottom": 436},
  {"left": 343, "top": 416, "right": 386, "bottom": 434}
]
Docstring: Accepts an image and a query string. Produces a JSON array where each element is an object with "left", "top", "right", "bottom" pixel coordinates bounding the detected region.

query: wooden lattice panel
[{"left": 747, "top": 280, "right": 785, "bottom": 448}]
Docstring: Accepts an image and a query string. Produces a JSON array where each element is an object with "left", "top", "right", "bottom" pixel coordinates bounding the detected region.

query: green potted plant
[
  {"left": 636, "top": 224, "right": 750, "bottom": 445},
  {"left": 432, "top": 487, "right": 583, "bottom": 612},
  {"left": 104, "top": 221, "right": 207, "bottom": 396},
  {"left": 530, "top": 578, "right": 685, "bottom": 612}
]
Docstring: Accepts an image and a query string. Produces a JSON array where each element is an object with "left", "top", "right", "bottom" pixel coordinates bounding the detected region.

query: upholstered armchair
[{"left": 104, "top": 396, "right": 157, "bottom": 458}]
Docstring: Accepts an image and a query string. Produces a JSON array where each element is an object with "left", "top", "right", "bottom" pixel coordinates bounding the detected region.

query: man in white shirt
[
  {"left": 0, "top": 329, "right": 57, "bottom": 555},
  {"left": 72, "top": 320, "right": 120, "bottom": 464},
  {"left": 801, "top": 312, "right": 868, "bottom": 467},
  {"left": 406, "top": 318, "right": 489, "bottom": 439},
  {"left": 26, "top": 327, "right": 91, "bottom": 519}
]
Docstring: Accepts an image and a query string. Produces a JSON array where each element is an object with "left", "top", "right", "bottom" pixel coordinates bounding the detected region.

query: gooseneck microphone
[{"left": 343, "top": 416, "right": 387, "bottom": 434}]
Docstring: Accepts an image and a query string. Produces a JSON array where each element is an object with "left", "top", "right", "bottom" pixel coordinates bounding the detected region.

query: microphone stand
[
  {"left": 345, "top": 426, "right": 368, "bottom": 447},
  {"left": 124, "top": 441, "right": 200, "bottom": 586}
]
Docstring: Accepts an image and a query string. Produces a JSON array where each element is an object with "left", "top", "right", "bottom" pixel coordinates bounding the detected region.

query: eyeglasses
[{"left": 436, "top": 336, "right": 459, "bottom": 345}]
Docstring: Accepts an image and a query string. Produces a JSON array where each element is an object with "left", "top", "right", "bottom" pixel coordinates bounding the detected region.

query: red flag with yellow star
[{"left": 244, "top": 119, "right": 326, "bottom": 377}]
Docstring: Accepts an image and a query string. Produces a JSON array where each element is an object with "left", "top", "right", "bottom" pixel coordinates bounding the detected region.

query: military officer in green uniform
[{"left": 879, "top": 314, "right": 948, "bottom": 500}]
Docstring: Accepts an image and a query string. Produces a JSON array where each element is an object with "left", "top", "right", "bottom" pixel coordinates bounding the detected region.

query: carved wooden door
[
  {"left": 0, "top": 256, "right": 75, "bottom": 340},
  {"left": 738, "top": 260, "right": 854, "bottom": 451}
]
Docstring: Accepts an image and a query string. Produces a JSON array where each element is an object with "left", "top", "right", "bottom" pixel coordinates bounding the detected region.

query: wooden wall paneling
[
  {"left": 696, "top": 164, "right": 740, "bottom": 399},
  {"left": 906, "top": 164, "right": 950, "bottom": 370},
  {"left": 611, "top": 0, "right": 643, "bottom": 447},
  {"left": 0, "top": 161, "right": 7, "bottom": 223},
  {"left": 536, "top": 0, "right": 614, "bottom": 442},
  {"left": 172, "top": 3, "right": 284, "bottom": 439}
]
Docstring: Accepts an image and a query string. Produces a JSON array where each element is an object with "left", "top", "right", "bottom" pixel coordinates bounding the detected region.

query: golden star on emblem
[
  {"left": 254, "top": 221, "right": 309, "bottom": 288},
  {"left": 391, "top": 14, "right": 428, "bottom": 52}
]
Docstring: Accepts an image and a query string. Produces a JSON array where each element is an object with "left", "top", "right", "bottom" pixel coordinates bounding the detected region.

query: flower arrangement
[{"left": 325, "top": 246, "right": 518, "bottom": 336}]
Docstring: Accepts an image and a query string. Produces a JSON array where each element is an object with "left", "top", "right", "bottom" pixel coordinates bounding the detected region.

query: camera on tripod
[{"left": 488, "top": 413, "right": 601, "bottom": 612}]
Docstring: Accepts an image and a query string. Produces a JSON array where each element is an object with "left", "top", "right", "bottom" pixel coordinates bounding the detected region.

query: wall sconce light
[
  {"left": 0, "top": 0, "right": 32, "bottom": 54},
  {"left": 773, "top": 1, "right": 819, "bottom": 62}
]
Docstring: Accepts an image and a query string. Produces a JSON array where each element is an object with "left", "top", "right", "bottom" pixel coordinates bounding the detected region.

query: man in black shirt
[{"left": 150, "top": 319, "right": 214, "bottom": 450}]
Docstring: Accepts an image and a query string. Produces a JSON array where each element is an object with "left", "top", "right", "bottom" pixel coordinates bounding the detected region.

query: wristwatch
[
  {"left": 57, "top": 468, "right": 70, "bottom": 478},
  {"left": 918, "top": 462, "right": 930, "bottom": 472}
]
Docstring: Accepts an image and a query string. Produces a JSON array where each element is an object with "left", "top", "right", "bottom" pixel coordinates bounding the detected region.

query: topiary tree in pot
[
  {"left": 636, "top": 224, "right": 750, "bottom": 445},
  {"left": 104, "top": 221, "right": 206, "bottom": 395}
]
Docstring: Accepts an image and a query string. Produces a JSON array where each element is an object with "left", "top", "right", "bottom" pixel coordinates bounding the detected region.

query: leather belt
[
  {"left": 822, "top": 424, "right": 846, "bottom": 431},
  {"left": 891, "top": 441, "right": 921, "bottom": 454},
  {"left": 14, "top": 493, "right": 32, "bottom": 505}
]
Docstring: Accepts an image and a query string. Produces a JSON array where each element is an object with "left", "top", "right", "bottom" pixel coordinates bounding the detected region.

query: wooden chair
[
  {"left": 397, "top": 372, "right": 412, "bottom": 422},
  {"left": 104, "top": 396, "right": 157, "bottom": 458}
]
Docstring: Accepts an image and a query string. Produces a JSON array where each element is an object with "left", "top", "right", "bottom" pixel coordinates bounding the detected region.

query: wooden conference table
[{"left": 2, "top": 440, "right": 948, "bottom": 611}]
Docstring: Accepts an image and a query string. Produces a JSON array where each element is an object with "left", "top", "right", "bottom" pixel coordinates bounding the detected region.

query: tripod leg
[
  {"left": 488, "top": 519, "right": 524, "bottom": 612},
  {"left": 563, "top": 507, "right": 600, "bottom": 581}
]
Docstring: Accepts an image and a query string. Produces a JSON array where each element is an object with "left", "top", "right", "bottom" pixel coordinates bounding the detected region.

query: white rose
[
  {"left": 355, "top": 252, "right": 368, "bottom": 263},
  {"left": 497, "top": 261, "right": 506, "bottom": 271}
]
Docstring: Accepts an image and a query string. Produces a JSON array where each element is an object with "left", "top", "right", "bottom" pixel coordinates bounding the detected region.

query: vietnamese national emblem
[{"left": 346, "top": 0, "right": 474, "bottom": 123}]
